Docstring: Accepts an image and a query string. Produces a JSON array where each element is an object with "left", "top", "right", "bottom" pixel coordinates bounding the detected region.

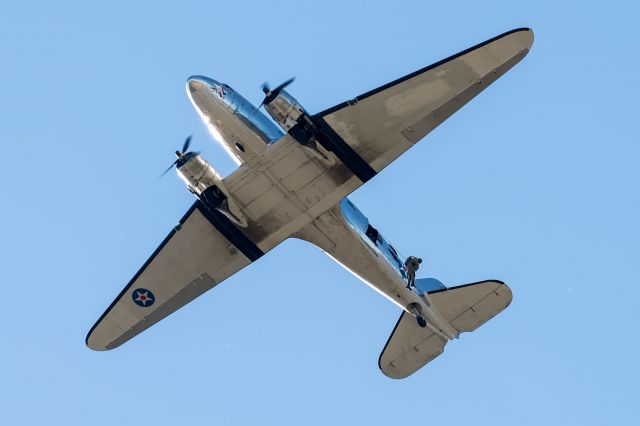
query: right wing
[
  {"left": 86, "top": 201, "right": 261, "bottom": 351},
  {"left": 218, "top": 30, "right": 535, "bottom": 269},
  {"left": 315, "top": 28, "right": 533, "bottom": 177}
]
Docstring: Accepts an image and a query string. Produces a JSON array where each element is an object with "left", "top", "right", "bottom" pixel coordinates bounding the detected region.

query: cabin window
[
  {"left": 365, "top": 224, "right": 379, "bottom": 243},
  {"left": 388, "top": 245, "right": 401, "bottom": 264}
]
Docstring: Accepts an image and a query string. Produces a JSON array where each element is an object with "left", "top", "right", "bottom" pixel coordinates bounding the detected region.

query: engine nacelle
[
  {"left": 263, "top": 89, "right": 335, "bottom": 165},
  {"left": 264, "top": 90, "right": 306, "bottom": 132},
  {"left": 176, "top": 154, "right": 248, "bottom": 227},
  {"left": 176, "top": 153, "right": 220, "bottom": 194}
]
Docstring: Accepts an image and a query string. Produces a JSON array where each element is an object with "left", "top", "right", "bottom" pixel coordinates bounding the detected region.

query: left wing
[
  {"left": 86, "top": 201, "right": 261, "bottom": 351},
  {"left": 314, "top": 28, "right": 533, "bottom": 175}
]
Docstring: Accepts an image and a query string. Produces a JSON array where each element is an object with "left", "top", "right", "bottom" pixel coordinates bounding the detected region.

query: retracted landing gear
[{"left": 416, "top": 316, "right": 427, "bottom": 328}]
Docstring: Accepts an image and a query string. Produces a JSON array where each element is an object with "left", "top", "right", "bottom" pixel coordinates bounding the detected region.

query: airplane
[{"left": 86, "top": 28, "right": 533, "bottom": 379}]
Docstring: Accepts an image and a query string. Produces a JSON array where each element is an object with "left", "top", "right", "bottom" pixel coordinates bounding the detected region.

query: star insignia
[{"left": 133, "top": 289, "right": 154, "bottom": 307}]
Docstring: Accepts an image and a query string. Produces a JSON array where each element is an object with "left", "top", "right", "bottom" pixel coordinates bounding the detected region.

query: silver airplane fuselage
[
  {"left": 182, "top": 76, "right": 459, "bottom": 340},
  {"left": 187, "top": 76, "right": 283, "bottom": 164}
]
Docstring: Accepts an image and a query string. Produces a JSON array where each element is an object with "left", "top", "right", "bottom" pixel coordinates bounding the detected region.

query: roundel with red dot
[{"left": 132, "top": 288, "right": 155, "bottom": 307}]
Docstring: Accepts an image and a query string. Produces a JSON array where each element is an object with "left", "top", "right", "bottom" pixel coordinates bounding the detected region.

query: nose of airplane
[{"left": 187, "top": 75, "right": 221, "bottom": 93}]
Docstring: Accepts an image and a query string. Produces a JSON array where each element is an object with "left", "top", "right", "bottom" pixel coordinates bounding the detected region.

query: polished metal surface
[
  {"left": 177, "top": 154, "right": 247, "bottom": 227},
  {"left": 263, "top": 90, "right": 305, "bottom": 131},
  {"left": 339, "top": 198, "right": 408, "bottom": 282},
  {"left": 186, "top": 75, "right": 283, "bottom": 164},
  {"left": 176, "top": 154, "right": 221, "bottom": 194}
]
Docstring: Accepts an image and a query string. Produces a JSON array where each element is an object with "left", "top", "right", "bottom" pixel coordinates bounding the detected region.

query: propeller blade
[
  {"left": 158, "top": 159, "right": 178, "bottom": 179},
  {"left": 261, "top": 82, "right": 270, "bottom": 94},
  {"left": 158, "top": 135, "right": 197, "bottom": 180},
  {"left": 181, "top": 135, "right": 192, "bottom": 153},
  {"left": 273, "top": 76, "right": 295, "bottom": 93}
]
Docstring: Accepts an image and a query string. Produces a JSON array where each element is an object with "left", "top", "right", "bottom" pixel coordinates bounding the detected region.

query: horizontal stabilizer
[
  {"left": 378, "top": 312, "right": 448, "bottom": 379},
  {"left": 429, "top": 280, "right": 512, "bottom": 333},
  {"left": 379, "top": 280, "right": 512, "bottom": 379}
]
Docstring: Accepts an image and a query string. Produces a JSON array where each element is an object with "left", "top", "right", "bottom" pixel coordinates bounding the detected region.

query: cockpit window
[{"left": 213, "top": 84, "right": 232, "bottom": 99}]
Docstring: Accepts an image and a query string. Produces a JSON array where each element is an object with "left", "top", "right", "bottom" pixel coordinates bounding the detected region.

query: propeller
[
  {"left": 159, "top": 135, "right": 200, "bottom": 178},
  {"left": 180, "top": 134, "right": 192, "bottom": 153},
  {"left": 259, "top": 77, "right": 295, "bottom": 108}
]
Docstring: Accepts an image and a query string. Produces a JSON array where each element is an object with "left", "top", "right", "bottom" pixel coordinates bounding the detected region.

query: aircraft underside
[{"left": 86, "top": 28, "right": 532, "bottom": 378}]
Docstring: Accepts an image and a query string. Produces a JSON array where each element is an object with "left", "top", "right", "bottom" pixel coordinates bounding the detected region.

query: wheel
[{"left": 417, "top": 316, "right": 427, "bottom": 328}]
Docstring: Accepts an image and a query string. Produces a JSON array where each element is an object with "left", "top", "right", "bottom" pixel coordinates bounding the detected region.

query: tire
[{"left": 417, "top": 316, "right": 427, "bottom": 328}]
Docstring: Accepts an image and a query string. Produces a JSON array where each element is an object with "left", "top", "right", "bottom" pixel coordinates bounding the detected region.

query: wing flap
[
  {"left": 86, "top": 202, "right": 253, "bottom": 351},
  {"left": 379, "top": 312, "right": 448, "bottom": 379},
  {"left": 318, "top": 28, "right": 533, "bottom": 173},
  {"left": 429, "top": 280, "right": 513, "bottom": 333}
]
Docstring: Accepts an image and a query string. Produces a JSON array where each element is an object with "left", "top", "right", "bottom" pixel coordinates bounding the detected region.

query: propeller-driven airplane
[{"left": 87, "top": 28, "right": 533, "bottom": 378}]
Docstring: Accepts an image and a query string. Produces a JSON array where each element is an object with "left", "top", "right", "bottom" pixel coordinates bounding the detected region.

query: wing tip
[
  {"left": 85, "top": 316, "right": 107, "bottom": 351},
  {"left": 511, "top": 27, "right": 535, "bottom": 50},
  {"left": 85, "top": 325, "right": 122, "bottom": 351},
  {"left": 85, "top": 331, "right": 110, "bottom": 351},
  {"left": 498, "top": 28, "right": 534, "bottom": 58}
]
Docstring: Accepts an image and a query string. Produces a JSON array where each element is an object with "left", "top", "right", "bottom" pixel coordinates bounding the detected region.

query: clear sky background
[{"left": 1, "top": 1, "right": 638, "bottom": 425}]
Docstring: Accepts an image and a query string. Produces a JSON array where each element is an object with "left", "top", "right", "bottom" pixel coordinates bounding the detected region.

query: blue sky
[{"left": 1, "top": 1, "right": 638, "bottom": 424}]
